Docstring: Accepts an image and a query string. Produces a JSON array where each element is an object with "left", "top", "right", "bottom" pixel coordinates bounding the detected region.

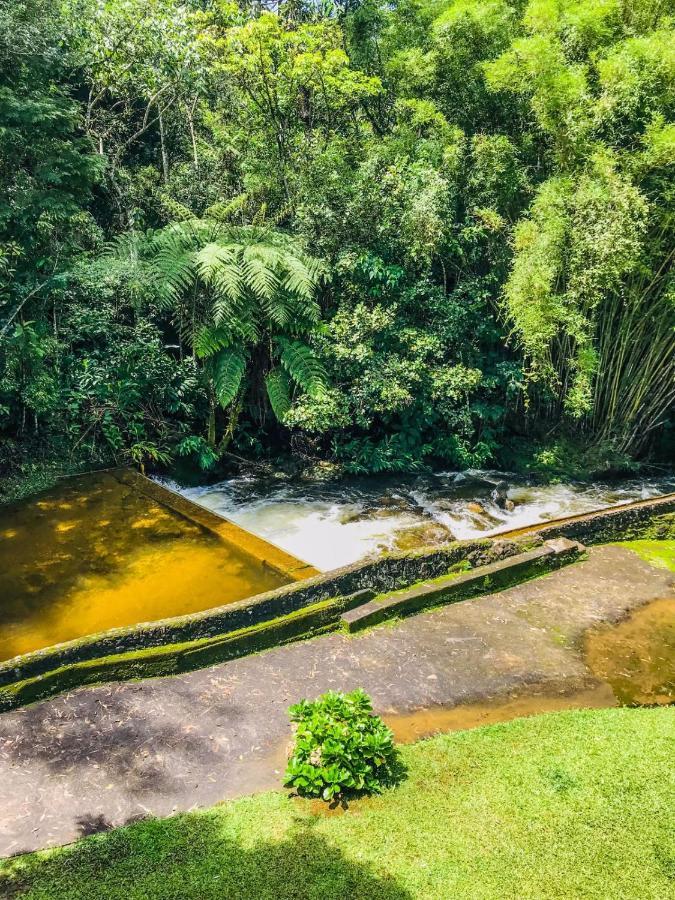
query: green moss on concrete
[
  {"left": 0, "top": 596, "right": 347, "bottom": 711},
  {"left": 616, "top": 539, "right": 675, "bottom": 572},
  {"left": 639, "top": 512, "right": 675, "bottom": 541},
  {"left": 370, "top": 564, "right": 472, "bottom": 605},
  {"left": 344, "top": 542, "right": 583, "bottom": 633}
]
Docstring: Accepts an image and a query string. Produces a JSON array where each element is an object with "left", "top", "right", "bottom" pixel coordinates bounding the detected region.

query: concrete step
[{"left": 340, "top": 538, "right": 585, "bottom": 633}]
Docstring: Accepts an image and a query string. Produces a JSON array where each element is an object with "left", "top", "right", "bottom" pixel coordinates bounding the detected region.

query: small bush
[{"left": 284, "top": 689, "right": 398, "bottom": 801}]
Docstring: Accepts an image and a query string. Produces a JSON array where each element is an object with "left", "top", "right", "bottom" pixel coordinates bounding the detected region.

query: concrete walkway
[{"left": 1, "top": 545, "right": 672, "bottom": 857}]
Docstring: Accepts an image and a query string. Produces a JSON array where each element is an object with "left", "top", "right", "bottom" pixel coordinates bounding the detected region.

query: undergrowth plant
[{"left": 284, "top": 689, "right": 398, "bottom": 801}]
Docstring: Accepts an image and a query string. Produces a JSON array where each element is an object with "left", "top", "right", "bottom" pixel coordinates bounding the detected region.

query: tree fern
[{"left": 110, "top": 216, "right": 328, "bottom": 444}]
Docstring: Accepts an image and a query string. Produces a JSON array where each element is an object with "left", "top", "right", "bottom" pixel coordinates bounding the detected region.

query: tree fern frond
[
  {"left": 194, "top": 326, "right": 233, "bottom": 359},
  {"left": 272, "top": 201, "right": 295, "bottom": 226},
  {"left": 160, "top": 196, "right": 194, "bottom": 222},
  {"left": 152, "top": 247, "right": 196, "bottom": 304},
  {"left": 242, "top": 255, "right": 280, "bottom": 300},
  {"left": 261, "top": 290, "right": 291, "bottom": 327},
  {"left": 195, "top": 242, "right": 238, "bottom": 280},
  {"left": 211, "top": 348, "right": 247, "bottom": 408},
  {"left": 265, "top": 368, "right": 292, "bottom": 420},
  {"left": 206, "top": 194, "right": 249, "bottom": 222},
  {"left": 210, "top": 260, "right": 246, "bottom": 309},
  {"left": 104, "top": 230, "right": 148, "bottom": 262},
  {"left": 281, "top": 257, "right": 314, "bottom": 299},
  {"left": 252, "top": 203, "right": 267, "bottom": 226},
  {"left": 279, "top": 339, "right": 326, "bottom": 398}
]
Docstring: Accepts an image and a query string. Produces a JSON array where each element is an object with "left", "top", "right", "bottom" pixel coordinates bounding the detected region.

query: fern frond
[
  {"left": 281, "top": 255, "right": 315, "bottom": 299},
  {"left": 272, "top": 201, "right": 295, "bottom": 226},
  {"left": 206, "top": 193, "right": 249, "bottom": 222},
  {"left": 210, "top": 260, "right": 247, "bottom": 309},
  {"left": 265, "top": 368, "right": 292, "bottom": 420},
  {"left": 160, "top": 196, "right": 194, "bottom": 222},
  {"left": 279, "top": 339, "right": 326, "bottom": 398},
  {"left": 152, "top": 247, "right": 196, "bottom": 305},
  {"left": 242, "top": 255, "right": 280, "bottom": 300},
  {"left": 211, "top": 348, "right": 247, "bottom": 408},
  {"left": 194, "top": 326, "right": 233, "bottom": 359},
  {"left": 261, "top": 290, "right": 291, "bottom": 327},
  {"left": 252, "top": 203, "right": 268, "bottom": 226}
]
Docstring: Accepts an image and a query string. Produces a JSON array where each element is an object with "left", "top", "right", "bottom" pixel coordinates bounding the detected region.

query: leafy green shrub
[{"left": 284, "top": 689, "right": 398, "bottom": 801}]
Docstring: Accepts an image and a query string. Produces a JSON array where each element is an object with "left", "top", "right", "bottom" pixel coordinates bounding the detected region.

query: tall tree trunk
[
  {"left": 218, "top": 391, "right": 245, "bottom": 454},
  {"left": 158, "top": 107, "right": 169, "bottom": 184},
  {"left": 186, "top": 98, "right": 199, "bottom": 170},
  {"left": 207, "top": 397, "right": 216, "bottom": 448}
]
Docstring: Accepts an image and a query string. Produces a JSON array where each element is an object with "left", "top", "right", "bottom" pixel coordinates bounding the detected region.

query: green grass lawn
[
  {"left": 2, "top": 707, "right": 674, "bottom": 899},
  {"left": 618, "top": 539, "right": 675, "bottom": 572}
]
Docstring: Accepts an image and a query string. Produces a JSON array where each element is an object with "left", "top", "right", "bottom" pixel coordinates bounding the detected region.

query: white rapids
[{"left": 162, "top": 470, "right": 674, "bottom": 572}]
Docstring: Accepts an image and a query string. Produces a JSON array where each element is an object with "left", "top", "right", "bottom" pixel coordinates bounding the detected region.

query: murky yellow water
[
  {"left": 383, "top": 684, "right": 618, "bottom": 743},
  {"left": 584, "top": 598, "right": 675, "bottom": 706},
  {"left": 0, "top": 473, "right": 286, "bottom": 661},
  {"left": 384, "top": 598, "right": 674, "bottom": 742}
]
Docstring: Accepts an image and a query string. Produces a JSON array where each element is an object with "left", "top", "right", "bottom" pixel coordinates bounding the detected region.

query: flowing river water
[{"left": 173, "top": 470, "right": 675, "bottom": 572}]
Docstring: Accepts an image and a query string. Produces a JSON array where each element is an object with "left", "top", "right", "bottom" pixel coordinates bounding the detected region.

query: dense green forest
[{"left": 1, "top": 0, "right": 673, "bottom": 490}]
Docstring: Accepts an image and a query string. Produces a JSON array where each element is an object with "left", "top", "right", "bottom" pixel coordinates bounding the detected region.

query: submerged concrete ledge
[
  {"left": 0, "top": 490, "right": 673, "bottom": 711},
  {"left": 113, "top": 469, "right": 318, "bottom": 582}
]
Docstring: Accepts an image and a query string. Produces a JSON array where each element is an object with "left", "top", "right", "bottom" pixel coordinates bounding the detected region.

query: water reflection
[
  {"left": 0, "top": 473, "right": 285, "bottom": 661},
  {"left": 174, "top": 470, "right": 675, "bottom": 571}
]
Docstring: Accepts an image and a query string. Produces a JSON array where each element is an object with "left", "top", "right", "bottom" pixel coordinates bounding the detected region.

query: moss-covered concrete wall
[
  {"left": 500, "top": 494, "right": 675, "bottom": 545},
  {"left": 0, "top": 534, "right": 536, "bottom": 691},
  {"left": 0, "top": 491, "right": 672, "bottom": 711}
]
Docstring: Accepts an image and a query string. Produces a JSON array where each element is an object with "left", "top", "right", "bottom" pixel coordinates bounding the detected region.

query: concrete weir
[
  {"left": 112, "top": 469, "right": 319, "bottom": 583},
  {"left": 342, "top": 538, "right": 584, "bottom": 632},
  {"left": 0, "top": 478, "right": 672, "bottom": 711}
]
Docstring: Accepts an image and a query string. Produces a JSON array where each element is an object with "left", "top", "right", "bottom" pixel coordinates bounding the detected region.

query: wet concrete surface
[{"left": 0, "top": 545, "right": 672, "bottom": 857}]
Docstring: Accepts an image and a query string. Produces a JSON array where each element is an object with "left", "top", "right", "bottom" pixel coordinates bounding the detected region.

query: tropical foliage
[{"left": 0, "top": 0, "right": 672, "bottom": 481}]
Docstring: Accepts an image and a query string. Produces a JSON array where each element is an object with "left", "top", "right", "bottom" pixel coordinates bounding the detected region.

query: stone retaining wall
[{"left": 0, "top": 534, "right": 537, "bottom": 691}]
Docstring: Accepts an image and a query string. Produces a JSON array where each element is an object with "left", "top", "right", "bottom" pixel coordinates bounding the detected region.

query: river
[{"left": 169, "top": 470, "right": 675, "bottom": 572}]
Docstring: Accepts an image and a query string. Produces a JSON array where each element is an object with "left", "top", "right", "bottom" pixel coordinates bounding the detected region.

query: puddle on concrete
[
  {"left": 384, "top": 597, "right": 674, "bottom": 742},
  {"left": 0, "top": 473, "right": 286, "bottom": 661},
  {"left": 584, "top": 598, "right": 675, "bottom": 706},
  {"left": 383, "top": 684, "right": 618, "bottom": 743}
]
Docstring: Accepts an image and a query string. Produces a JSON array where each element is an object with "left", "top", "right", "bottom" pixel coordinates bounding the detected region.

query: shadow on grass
[{"left": 1, "top": 809, "right": 412, "bottom": 900}]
